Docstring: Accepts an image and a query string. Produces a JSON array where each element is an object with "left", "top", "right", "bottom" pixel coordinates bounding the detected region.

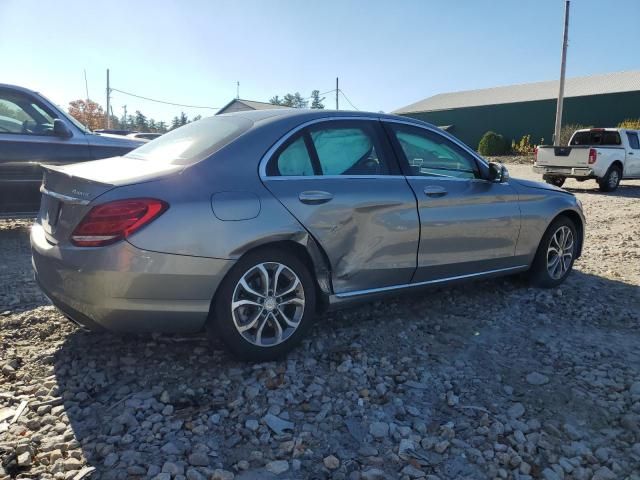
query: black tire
[
  {"left": 544, "top": 175, "right": 566, "bottom": 188},
  {"left": 208, "top": 247, "right": 316, "bottom": 361},
  {"left": 528, "top": 216, "right": 578, "bottom": 288},
  {"left": 598, "top": 164, "right": 622, "bottom": 192}
]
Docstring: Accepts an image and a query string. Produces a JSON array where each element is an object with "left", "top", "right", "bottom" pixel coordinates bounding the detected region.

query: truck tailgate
[{"left": 536, "top": 146, "right": 589, "bottom": 167}]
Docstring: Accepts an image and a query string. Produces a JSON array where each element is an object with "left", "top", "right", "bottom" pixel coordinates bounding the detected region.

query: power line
[
  {"left": 338, "top": 89, "right": 359, "bottom": 111},
  {"left": 110, "top": 87, "right": 221, "bottom": 110}
]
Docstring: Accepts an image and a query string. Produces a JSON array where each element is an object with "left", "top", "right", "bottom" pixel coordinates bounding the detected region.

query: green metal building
[{"left": 393, "top": 71, "right": 640, "bottom": 149}]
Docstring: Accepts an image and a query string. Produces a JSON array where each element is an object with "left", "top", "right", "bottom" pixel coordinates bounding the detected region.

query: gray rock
[
  {"left": 508, "top": 403, "right": 526, "bottom": 419},
  {"left": 361, "top": 468, "right": 387, "bottom": 480},
  {"left": 188, "top": 452, "right": 209, "bottom": 467},
  {"left": 526, "top": 372, "right": 550, "bottom": 385},
  {"left": 103, "top": 452, "right": 118, "bottom": 467},
  {"left": 17, "top": 451, "right": 31, "bottom": 467},
  {"left": 162, "top": 461, "right": 185, "bottom": 475},
  {"left": 265, "top": 460, "right": 289, "bottom": 475},
  {"left": 593, "top": 467, "right": 616, "bottom": 480},
  {"left": 245, "top": 419, "right": 259, "bottom": 431},
  {"left": 369, "top": 422, "right": 389, "bottom": 438},
  {"left": 401, "top": 464, "right": 426, "bottom": 478},
  {"left": 262, "top": 414, "right": 294, "bottom": 435},
  {"left": 323, "top": 455, "right": 340, "bottom": 470},
  {"left": 185, "top": 467, "right": 207, "bottom": 480}
]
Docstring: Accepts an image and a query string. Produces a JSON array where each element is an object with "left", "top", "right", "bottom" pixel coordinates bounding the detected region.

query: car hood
[
  {"left": 89, "top": 132, "right": 144, "bottom": 148},
  {"left": 511, "top": 177, "right": 572, "bottom": 195}
]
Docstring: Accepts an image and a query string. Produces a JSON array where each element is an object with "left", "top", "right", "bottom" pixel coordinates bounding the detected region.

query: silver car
[{"left": 31, "top": 110, "right": 584, "bottom": 360}]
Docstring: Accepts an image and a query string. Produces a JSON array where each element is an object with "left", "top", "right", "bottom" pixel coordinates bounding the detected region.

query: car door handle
[
  {"left": 423, "top": 185, "right": 448, "bottom": 197},
  {"left": 298, "top": 190, "right": 334, "bottom": 204}
]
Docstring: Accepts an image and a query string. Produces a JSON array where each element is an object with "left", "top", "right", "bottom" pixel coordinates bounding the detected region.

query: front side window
[
  {"left": 626, "top": 131, "right": 640, "bottom": 150},
  {"left": 309, "top": 124, "right": 388, "bottom": 175},
  {"left": 389, "top": 124, "right": 479, "bottom": 179},
  {"left": 0, "top": 91, "right": 55, "bottom": 136}
]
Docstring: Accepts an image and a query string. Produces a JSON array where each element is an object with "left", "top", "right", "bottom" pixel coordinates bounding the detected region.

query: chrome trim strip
[
  {"left": 258, "top": 114, "right": 489, "bottom": 179},
  {"left": 264, "top": 174, "right": 407, "bottom": 181},
  {"left": 39, "top": 185, "right": 91, "bottom": 205},
  {"left": 334, "top": 265, "right": 528, "bottom": 298}
]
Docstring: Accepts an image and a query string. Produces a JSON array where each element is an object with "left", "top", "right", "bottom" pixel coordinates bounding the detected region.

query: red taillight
[
  {"left": 588, "top": 148, "right": 597, "bottom": 164},
  {"left": 71, "top": 198, "right": 168, "bottom": 247}
]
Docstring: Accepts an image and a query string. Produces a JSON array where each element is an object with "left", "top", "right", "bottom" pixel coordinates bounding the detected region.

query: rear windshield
[
  {"left": 570, "top": 130, "right": 621, "bottom": 146},
  {"left": 125, "top": 116, "right": 252, "bottom": 165}
]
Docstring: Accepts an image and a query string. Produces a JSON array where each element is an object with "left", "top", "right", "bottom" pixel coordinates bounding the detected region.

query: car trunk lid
[{"left": 38, "top": 157, "right": 183, "bottom": 244}]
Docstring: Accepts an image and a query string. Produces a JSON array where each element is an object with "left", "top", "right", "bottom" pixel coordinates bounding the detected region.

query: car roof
[{"left": 216, "top": 107, "right": 435, "bottom": 128}]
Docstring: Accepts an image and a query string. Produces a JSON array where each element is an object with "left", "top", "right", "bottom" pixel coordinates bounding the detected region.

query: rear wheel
[
  {"left": 528, "top": 216, "right": 577, "bottom": 288},
  {"left": 598, "top": 165, "right": 621, "bottom": 192},
  {"left": 208, "top": 247, "right": 316, "bottom": 361},
  {"left": 544, "top": 175, "right": 566, "bottom": 188}
]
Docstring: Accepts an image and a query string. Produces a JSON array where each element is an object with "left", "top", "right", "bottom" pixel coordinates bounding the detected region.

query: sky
[{"left": 1, "top": 0, "right": 638, "bottom": 124}]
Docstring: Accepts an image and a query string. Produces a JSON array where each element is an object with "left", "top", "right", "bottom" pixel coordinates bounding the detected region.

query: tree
[
  {"left": 156, "top": 121, "right": 167, "bottom": 133},
  {"left": 170, "top": 116, "right": 181, "bottom": 130},
  {"left": 68, "top": 99, "right": 105, "bottom": 130},
  {"left": 269, "top": 95, "right": 283, "bottom": 106},
  {"left": 192, "top": 114, "right": 202, "bottom": 122},
  {"left": 179, "top": 111, "right": 189, "bottom": 126},
  {"left": 134, "top": 110, "right": 148, "bottom": 131},
  {"left": 310, "top": 90, "right": 325, "bottom": 109}
]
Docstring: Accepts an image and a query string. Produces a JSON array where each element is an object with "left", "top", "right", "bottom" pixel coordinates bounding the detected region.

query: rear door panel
[{"left": 264, "top": 176, "right": 419, "bottom": 293}]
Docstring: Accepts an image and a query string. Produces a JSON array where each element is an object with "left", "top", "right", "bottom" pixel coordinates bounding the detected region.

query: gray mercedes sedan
[{"left": 31, "top": 109, "right": 584, "bottom": 360}]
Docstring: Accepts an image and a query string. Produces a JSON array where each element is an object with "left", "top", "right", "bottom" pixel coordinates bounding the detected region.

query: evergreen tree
[
  {"left": 310, "top": 90, "right": 325, "bottom": 109},
  {"left": 134, "top": 111, "right": 148, "bottom": 131},
  {"left": 179, "top": 112, "right": 188, "bottom": 126},
  {"left": 157, "top": 121, "right": 167, "bottom": 133},
  {"left": 170, "top": 116, "right": 181, "bottom": 130}
]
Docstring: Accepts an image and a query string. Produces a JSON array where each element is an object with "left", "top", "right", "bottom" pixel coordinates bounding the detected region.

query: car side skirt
[{"left": 327, "top": 264, "right": 529, "bottom": 309}]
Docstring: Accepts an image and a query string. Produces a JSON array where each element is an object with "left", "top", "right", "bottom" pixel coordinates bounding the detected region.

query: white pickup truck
[{"left": 533, "top": 128, "right": 640, "bottom": 192}]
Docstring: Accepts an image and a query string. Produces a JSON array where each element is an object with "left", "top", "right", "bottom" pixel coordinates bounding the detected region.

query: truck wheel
[
  {"left": 528, "top": 216, "right": 577, "bottom": 288},
  {"left": 544, "top": 175, "right": 566, "bottom": 188},
  {"left": 598, "top": 165, "right": 621, "bottom": 192}
]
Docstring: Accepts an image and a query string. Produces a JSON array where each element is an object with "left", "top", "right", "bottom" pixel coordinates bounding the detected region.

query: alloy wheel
[
  {"left": 546, "top": 226, "right": 574, "bottom": 280},
  {"left": 231, "top": 262, "right": 305, "bottom": 347},
  {"left": 608, "top": 169, "right": 619, "bottom": 189}
]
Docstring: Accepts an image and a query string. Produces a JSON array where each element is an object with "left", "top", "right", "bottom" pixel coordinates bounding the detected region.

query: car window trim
[{"left": 261, "top": 116, "right": 407, "bottom": 179}]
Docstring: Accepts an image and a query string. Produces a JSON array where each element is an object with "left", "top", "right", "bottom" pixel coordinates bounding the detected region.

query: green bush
[{"left": 478, "top": 131, "right": 508, "bottom": 155}]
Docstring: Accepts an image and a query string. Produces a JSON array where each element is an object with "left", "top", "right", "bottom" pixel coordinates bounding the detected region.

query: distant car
[
  {"left": 127, "top": 132, "right": 162, "bottom": 142},
  {"left": 0, "top": 84, "right": 144, "bottom": 216},
  {"left": 534, "top": 128, "right": 640, "bottom": 191},
  {"left": 31, "top": 110, "right": 584, "bottom": 361}
]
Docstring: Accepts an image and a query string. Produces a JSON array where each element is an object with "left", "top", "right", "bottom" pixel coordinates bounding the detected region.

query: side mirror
[
  {"left": 488, "top": 162, "right": 509, "bottom": 183},
  {"left": 53, "top": 119, "right": 72, "bottom": 138}
]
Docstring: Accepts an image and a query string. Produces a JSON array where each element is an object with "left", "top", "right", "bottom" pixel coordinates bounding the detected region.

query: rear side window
[
  {"left": 266, "top": 120, "right": 394, "bottom": 177},
  {"left": 309, "top": 124, "right": 388, "bottom": 175},
  {"left": 626, "top": 132, "right": 640, "bottom": 149},
  {"left": 274, "top": 136, "right": 315, "bottom": 176},
  {"left": 571, "top": 130, "right": 621, "bottom": 146},
  {"left": 125, "top": 116, "right": 252, "bottom": 165}
]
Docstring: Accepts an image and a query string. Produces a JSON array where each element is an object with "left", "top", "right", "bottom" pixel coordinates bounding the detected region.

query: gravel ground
[{"left": 1, "top": 165, "right": 639, "bottom": 480}]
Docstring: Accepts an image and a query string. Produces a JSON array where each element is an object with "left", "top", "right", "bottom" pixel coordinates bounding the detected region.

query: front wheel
[
  {"left": 544, "top": 175, "right": 566, "bottom": 188},
  {"left": 598, "top": 165, "right": 621, "bottom": 192},
  {"left": 208, "top": 248, "right": 316, "bottom": 361},
  {"left": 528, "top": 217, "right": 577, "bottom": 288}
]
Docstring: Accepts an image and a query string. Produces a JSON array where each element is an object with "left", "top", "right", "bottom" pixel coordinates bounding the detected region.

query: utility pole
[
  {"left": 236, "top": 81, "right": 240, "bottom": 99},
  {"left": 336, "top": 77, "right": 339, "bottom": 110},
  {"left": 106, "top": 69, "right": 111, "bottom": 129},
  {"left": 553, "top": 1, "right": 570, "bottom": 146}
]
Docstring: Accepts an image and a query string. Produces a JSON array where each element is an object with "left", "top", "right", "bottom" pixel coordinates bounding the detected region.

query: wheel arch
[
  {"left": 549, "top": 209, "right": 584, "bottom": 258},
  {"left": 213, "top": 234, "right": 333, "bottom": 316}
]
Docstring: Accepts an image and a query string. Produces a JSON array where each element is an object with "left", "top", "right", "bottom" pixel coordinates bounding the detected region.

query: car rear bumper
[
  {"left": 532, "top": 165, "right": 594, "bottom": 178},
  {"left": 31, "top": 223, "right": 234, "bottom": 333}
]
